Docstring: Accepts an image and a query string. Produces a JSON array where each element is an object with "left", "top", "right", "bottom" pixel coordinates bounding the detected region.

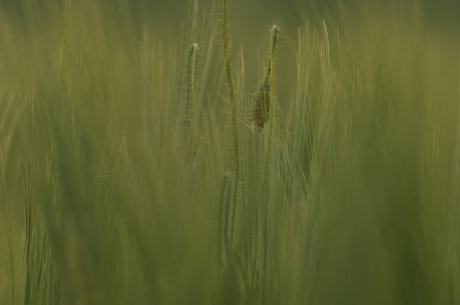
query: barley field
[{"left": 1, "top": 0, "right": 460, "bottom": 304}]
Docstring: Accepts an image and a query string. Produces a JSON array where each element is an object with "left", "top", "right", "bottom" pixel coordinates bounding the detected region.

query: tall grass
[{"left": 1, "top": 0, "right": 460, "bottom": 304}]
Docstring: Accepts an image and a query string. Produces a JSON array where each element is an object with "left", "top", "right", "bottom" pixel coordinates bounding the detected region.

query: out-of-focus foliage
[{"left": 1, "top": 0, "right": 460, "bottom": 304}]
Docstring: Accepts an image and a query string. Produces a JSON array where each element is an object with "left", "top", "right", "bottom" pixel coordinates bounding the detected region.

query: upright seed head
[
  {"left": 185, "top": 43, "right": 199, "bottom": 121},
  {"left": 265, "top": 25, "right": 279, "bottom": 82},
  {"left": 176, "top": 43, "right": 199, "bottom": 164}
]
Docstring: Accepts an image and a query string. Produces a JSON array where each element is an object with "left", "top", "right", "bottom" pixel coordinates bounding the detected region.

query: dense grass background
[{"left": 1, "top": 0, "right": 460, "bottom": 304}]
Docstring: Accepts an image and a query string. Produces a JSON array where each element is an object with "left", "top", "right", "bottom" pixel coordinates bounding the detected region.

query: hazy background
[
  {"left": 1, "top": 0, "right": 459, "bottom": 103},
  {"left": 1, "top": 0, "right": 460, "bottom": 304},
  {"left": 2, "top": 0, "right": 460, "bottom": 26}
]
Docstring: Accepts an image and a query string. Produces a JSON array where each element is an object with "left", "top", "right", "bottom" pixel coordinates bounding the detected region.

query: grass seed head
[
  {"left": 252, "top": 80, "right": 270, "bottom": 132},
  {"left": 176, "top": 43, "right": 199, "bottom": 165},
  {"left": 251, "top": 24, "right": 278, "bottom": 133}
]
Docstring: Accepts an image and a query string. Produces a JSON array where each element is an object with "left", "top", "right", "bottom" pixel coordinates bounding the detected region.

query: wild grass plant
[{"left": 1, "top": 0, "right": 460, "bottom": 304}]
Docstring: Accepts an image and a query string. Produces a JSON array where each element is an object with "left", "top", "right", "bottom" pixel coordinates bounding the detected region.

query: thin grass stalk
[
  {"left": 7, "top": 221, "right": 16, "bottom": 305},
  {"left": 262, "top": 24, "right": 278, "bottom": 303},
  {"left": 190, "top": 43, "right": 201, "bottom": 167},
  {"left": 266, "top": 25, "right": 278, "bottom": 145},
  {"left": 220, "top": 0, "right": 240, "bottom": 248},
  {"left": 250, "top": 25, "right": 279, "bottom": 301},
  {"left": 22, "top": 163, "right": 33, "bottom": 305},
  {"left": 219, "top": 172, "right": 233, "bottom": 265}
]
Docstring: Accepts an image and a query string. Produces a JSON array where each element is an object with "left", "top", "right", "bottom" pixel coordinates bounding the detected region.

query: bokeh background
[
  {"left": 1, "top": 0, "right": 459, "bottom": 102},
  {"left": 1, "top": 1, "right": 460, "bottom": 304},
  {"left": 0, "top": 0, "right": 457, "bottom": 110}
]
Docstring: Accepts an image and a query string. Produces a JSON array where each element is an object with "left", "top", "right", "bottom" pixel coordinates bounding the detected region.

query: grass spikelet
[
  {"left": 252, "top": 80, "right": 270, "bottom": 132},
  {"left": 251, "top": 25, "right": 279, "bottom": 132},
  {"left": 177, "top": 43, "right": 200, "bottom": 165},
  {"left": 186, "top": 43, "right": 199, "bottom": 123}
]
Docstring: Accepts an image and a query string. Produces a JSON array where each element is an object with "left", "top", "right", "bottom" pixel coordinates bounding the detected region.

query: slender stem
[
  {"left": 221, "top": 0, "right": 240, "bottom": 246},
  {"left": 266, "top": 25, "right": 278, "bottom": 143},
  {"left": 251, "top": 25, "right": 278, "bottom": 295},
  {"left": 261, "top": 25, "right": 279, "bottom": 301},
  {"left": 190, "top": 43, "right": 201, "bottom": 165}
]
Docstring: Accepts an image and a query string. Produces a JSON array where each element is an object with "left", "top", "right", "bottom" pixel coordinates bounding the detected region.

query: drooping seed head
[
  {"left": 251, "top": 25, "right": 279, "bottom": 133},
  {"left": 251, "top": 80, "right": 270, "bottom": 132}
]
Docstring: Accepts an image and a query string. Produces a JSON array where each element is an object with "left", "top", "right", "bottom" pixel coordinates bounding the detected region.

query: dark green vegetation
[{"left": 1, "top": 0, "right": 460, "bottom": 304}]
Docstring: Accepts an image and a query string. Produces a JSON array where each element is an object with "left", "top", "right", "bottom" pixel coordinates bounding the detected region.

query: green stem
[
  {"left": 190, "top": 43, "right": 201, "bottom": 166},
  {"left": 221, "top": 0, "right": 240, "bottom": 246},
  {"left": 253, "top": 24, "right": 279, "bottom": 299},
  {"left": 262, "top": 23, "right": 278, "bottom": 300}
]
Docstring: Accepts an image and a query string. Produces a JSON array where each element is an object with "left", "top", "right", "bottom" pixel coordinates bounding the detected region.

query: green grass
[{"left": 1, "top": 0, "right": 460, "bottom": 304}]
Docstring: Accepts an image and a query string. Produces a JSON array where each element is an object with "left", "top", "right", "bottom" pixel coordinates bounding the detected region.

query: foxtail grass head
[
  {"left": 252, "top": 80, "right": 271, "bottom": 132},
  {"left": 265, "top": 25, "right": 279, "bottom": 82},
  {"left": 251, "top": 25, "right": 279, "bottom": 132},
  {"left": 176, "top": 43, "right": 200, "bottom": 166},
  {"left": 186, "top": 43, "right": 199, "bottom": 121}
]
